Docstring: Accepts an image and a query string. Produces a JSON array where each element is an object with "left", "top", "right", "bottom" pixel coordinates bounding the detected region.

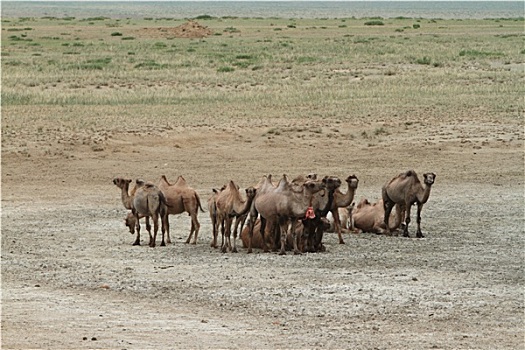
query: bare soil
[{"left": 1, "top": 114, "right": 524, "bottom": 349}]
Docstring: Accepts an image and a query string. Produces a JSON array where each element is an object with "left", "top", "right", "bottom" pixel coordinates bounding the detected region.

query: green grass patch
[{"left": 459, "top": 49, "right": 505, "bottom": 57}]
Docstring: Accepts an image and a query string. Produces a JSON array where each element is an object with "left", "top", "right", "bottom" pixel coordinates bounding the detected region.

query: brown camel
[
  {"left": 299, "top": 175, "right": 341, "bottom": 253},
  {"left": 245, "top": 174, "right": 277, "bottom": 254},
  {"left": 330, "top": 174, "right": 359, "bottom": 244},
  {"left": 352, "top": 198, "right": 403, "bottom": 234},
  {"left": 254, "top": 175, "right": 326, "bottom": 255},
  {"left": 207, "top": 186, "right": 223, "bottom": 249},
  {"left": 382, "top": 170, "right": 436, "bottom": 238},
  {"left": 215, "top": 180, "right": 257, "bottom": 253},
  {"left": 126, "top": 175, "right": 205, "bottom": 245},
  {"left": 158, "top": 175, "right": 204, "bottom": 245},
  {"left": 113, "top": 178, "right": 168, "bottom": 247}
]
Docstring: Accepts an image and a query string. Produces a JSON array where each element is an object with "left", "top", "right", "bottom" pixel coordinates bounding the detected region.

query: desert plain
[{"left": 1, "top": 15, "right": 524, "bottom": 349}]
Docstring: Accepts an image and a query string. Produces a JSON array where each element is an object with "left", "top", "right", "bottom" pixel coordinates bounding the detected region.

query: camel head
[
  {"left": 303, "top": 179, "right": 326, "bottom": 194},
  {"left": 113, "top": 177, "right": 132, "bottom": 189},
  {"left": 345, "top": 175, "right": 359, "bottom": 189},
  {"left": 423, "top": 172, "right": 436, "bottom": 186},
  {"left": 306, "top": 173, "right": 318, "bottom": 181},
  {"left": 356, "top": 198, "right": 371, "bottom": 209},
  {"left": 124, "top": 212, "right": 135, "bottom": 234},
  {"left": 245, "top": 186, "right": 257, "bottom": 199},
  {"left": 322, "top": 176, "right": 342, "bottom": 191}
]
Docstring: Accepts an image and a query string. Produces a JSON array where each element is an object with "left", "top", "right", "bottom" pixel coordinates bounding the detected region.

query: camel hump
[
  {"left": 174, "top": 175, "right": 187, "bottom": 187},
  {"left": 160, "top": 175, "right": 171, "bottom": 186},
  {"left": 404, "top": 170, "right": 417, "bottom": 177},
  {"left": 135, "top": 179, "right": 146, "bottom": 187}
]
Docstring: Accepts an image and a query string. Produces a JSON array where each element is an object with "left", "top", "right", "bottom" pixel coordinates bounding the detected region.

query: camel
[
  {"left": 159, "top": 175, "right": 204, "bottom": 244},
  {"left": 245, "top": 174, "right": 278, "bottom": 254},
  {"left": 207, "top": 186, "right": 223, "bottom": 249},
  {"left": 382, "top": 170, "right": 436, "bottom": 238},
  {"left": 326, "top": 207, "right": 353, "bottom": 233},
  {"left": 126, "top": 175, "right": 205, "bottom": 245},
  {"left": 254, "top": 174, "right": 327, "bottom": 255},
  {"left": 299, "top": 175, "right": 341, "bottom": 252},
  {"left": 113, "top": 177, "right": 168, "bottom": 247},
  {"left": 352, "top": 198, "right": 403, "bottom": 234},
  {"left": 214, "top": 180, "right": 257, "bottom": 253},
  {"left": 330, "top": 174, "right": 359, "bottom": 244}
]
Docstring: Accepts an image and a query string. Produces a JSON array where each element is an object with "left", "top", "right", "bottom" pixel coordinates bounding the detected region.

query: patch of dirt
[
  {"left": 1, "top": 116, "right": 524, "bottom": 349},
  {"left": 138, "top": 20, "right": 214, "bottom": 38}
]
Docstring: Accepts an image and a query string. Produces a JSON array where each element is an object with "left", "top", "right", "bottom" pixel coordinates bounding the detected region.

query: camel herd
[{"left": 112, "top": 170, "right": 436, "bottom": 254}]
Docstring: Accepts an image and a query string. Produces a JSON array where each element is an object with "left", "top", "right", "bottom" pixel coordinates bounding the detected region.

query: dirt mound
[{"left": 139, "top": 20, "right": 214, "bottom": 39}]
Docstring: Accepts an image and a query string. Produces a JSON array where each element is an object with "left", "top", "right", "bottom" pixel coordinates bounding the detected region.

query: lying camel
[
  {"left": 113, "top": 177, "right": 168, "bottom": 247},
  {"left": 326, "top": 207, "right": 353, "bottom": 234},
  {"left": 352, "top": 198, "right": 403, "bottom": 235},
  {"left": 382, "top": 170, "right": 436, "bottom": 238}
]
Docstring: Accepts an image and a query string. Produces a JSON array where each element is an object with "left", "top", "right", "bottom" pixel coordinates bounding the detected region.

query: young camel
[
  {"left": 352, "top": 198, "right": 403, "bottom": 235},
  {"left": 215, "top": 180, "right": 257, "bottom": 253},
  {"left": 382, "top": 170, "right": 436, "bottom": 238},
  {"left": 254, "top": 175, "right": 326, "bottom": 255},
  {"left": 113, "top": 177, "right": 168, "bottom": 247},
  {"left": 207, "top": 187, "right": 223, "bottom": 249},
  {"left": 330, "top": 174, "right": 359, "bottom": 244}
]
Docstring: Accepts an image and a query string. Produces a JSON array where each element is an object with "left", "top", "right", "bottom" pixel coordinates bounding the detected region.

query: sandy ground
[{"left": 1, "top": 115, "right": 524, "bottom": 349}]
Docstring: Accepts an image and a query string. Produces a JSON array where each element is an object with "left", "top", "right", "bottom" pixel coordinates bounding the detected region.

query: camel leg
[
  {"left": 260, "top": 218, "right": 271, "bottom": 253},
  {"left": 133, "top": 215, "right": 141, "bottom": 246},
  {"left": 416, "top": 203, "right": 424, "bottom": 238},
  {"left": 159, "top": 213, "right": 167, "bottom": 247},
  {"left": 231, "top": 214, "right": 246, "bottom": 253},
  {"left": 191, "top": 214, "right": 200, "bottom": 245},
  {"left": 246, "top": 209, "right": 258, "bottom": 254},
  {"left": 383, "top": 200, "right": 395, "bottom": 236},
  {"left": 333, "top": 210, "right": 345, "bottom": 244},
  {"left": 185, "top": 220, "right": 195, "bottom": 244},
  {"left": 278, "top": 217, "right": 288, "bottom": 256},
  {"left": 290, "top": 220, "right": 302, "bottom": 255},
  {"left": 224, "top": 217, "right": 233, "bottom": 253},
  {"left": 403, "top": 203, "right": 412, "bottom": 237},
  {"left": 210, "top": 214, "right": 218, "bottom": 248},
  {"left": 150, "top": 215, "right": 158, "bottom": 248},
  {"left": 220, "top": 219, "right": 227, "bottom": 253},
  {"left": 165, "top": 215, "right": 171, "bottom": 244}
]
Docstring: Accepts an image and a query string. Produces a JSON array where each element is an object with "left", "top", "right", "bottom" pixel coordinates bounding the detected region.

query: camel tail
[
  {"left": 195, "top": 193, "right": 205, "bottom": 213},
  {"left": 159, "top": 192, "right": 169, "bottom": 216}
]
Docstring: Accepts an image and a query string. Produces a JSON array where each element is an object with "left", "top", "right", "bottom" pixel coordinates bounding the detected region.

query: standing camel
[
  {"left": 330, "top": 174, "right": 359, "bottom": 244},
  {"left": 254, "top": 175, "right": 326, "bottom": 255},
  {"left": 157, "top": 175, "right": 204, "bottom": 245},
  {"left": 113, "top": 178, "right": 168, "bottom": 247},
  {"left": 126, "top": 175, "right": 205, "bottom": 244},
  {"left": 382, "top": 170, "right": 436, "bottom": 238},
  {"left": 245, "top": 174, "right": 277, "bottom": 254},
  {"left": 215, "top": 180, "right": 257, "bottom": 253}
]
